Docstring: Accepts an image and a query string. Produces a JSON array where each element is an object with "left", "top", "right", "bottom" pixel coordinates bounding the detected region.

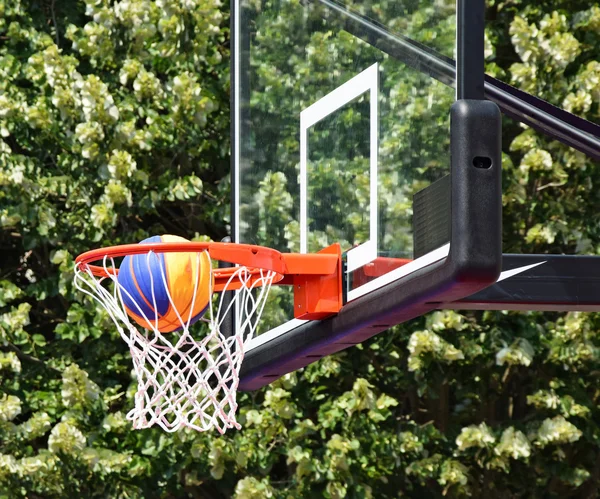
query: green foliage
[{"left": 1, "top": 0, "right": 599, "bottom": 498}]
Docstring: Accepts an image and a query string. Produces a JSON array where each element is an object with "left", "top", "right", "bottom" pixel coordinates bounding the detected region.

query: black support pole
[{"left": 456, "top": 0, "right": 485, "bottom": 100}]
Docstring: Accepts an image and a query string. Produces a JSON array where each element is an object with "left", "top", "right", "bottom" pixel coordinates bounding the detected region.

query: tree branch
[{"left": 3, "top": 343, "right": 61, "bottom": 376}]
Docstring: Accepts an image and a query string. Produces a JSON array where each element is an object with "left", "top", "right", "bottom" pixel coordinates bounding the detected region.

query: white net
[{"left": 74, "top": 251, "right": 276, "bottom": 433}]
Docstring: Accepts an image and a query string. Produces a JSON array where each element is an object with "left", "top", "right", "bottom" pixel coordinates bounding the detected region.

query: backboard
[
  {"left": 232, "top": 0, "right": 504, "bottom": 389},
  {"left": 235, "top": 0, "right": 457, "bottom": 275}
]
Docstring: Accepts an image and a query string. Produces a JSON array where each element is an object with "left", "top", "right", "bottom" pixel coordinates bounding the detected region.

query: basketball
[{"left": 117, "top": 235, "right": 213, "bottom": 332}]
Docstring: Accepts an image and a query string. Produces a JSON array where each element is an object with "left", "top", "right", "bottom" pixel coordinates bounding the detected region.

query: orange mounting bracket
[{"left": 282, "top": 243, "right": 343, "bottom": 320}]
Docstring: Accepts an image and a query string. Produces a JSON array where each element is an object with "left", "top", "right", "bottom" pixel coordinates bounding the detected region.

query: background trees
[{"left": 1, "top": 0, "right": 599, "bottom": 497}]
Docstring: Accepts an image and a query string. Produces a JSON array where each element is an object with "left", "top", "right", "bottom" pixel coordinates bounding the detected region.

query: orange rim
[
  {"left": 75, "top": 241, "right": 341, "bottom": 292},
  {"left": 75, "top": 241, "right": 288, "bottom": 291}
]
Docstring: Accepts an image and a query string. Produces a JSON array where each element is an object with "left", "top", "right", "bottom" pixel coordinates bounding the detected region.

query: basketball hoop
[{"left": 74, "top": 240, "right": 342, "bottom": 433}]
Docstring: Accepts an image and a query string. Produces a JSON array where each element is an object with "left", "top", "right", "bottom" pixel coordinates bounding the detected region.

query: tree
[
  {"left": 1, "top": 0, "right": 231, "bottom": 495},
  {"left": 1, "top": 0, "right": 599, "bottom": 497}
]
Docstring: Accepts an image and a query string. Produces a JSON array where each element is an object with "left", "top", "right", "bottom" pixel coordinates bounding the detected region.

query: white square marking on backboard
[{"left": 299, "top": 63, "right": 379, "bottom": 272}]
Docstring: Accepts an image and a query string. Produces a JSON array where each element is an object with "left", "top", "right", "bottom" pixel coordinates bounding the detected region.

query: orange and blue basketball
[{"left": 117, "top": 235, "right": 213, "bottom": 333}]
